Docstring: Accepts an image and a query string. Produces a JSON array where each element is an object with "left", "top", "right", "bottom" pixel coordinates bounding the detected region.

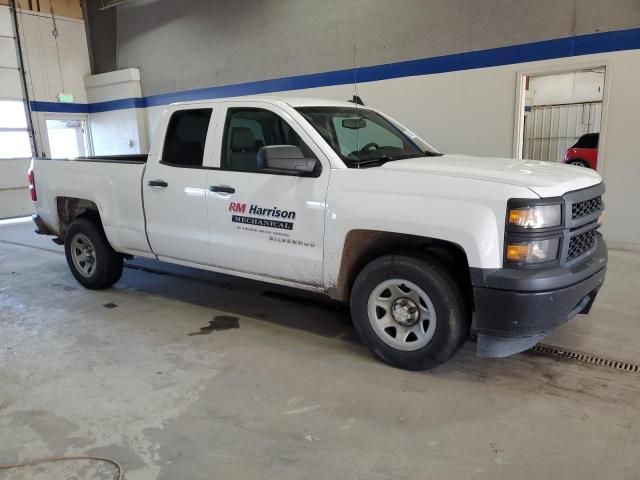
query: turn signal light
[
  {"left": 508, "top": 209, "right": 527, "bottom": 225},
  {"left": 506, "top": 244, "right": 530, "bottom": 262}
]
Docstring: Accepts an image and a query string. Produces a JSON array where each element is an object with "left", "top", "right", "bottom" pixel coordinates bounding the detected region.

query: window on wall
[
  {"left": 45, "top": 119, "right": 90, "bottom": 159},
  {"left": 0, "top": 100, "right": 32, "bottom": 159}
]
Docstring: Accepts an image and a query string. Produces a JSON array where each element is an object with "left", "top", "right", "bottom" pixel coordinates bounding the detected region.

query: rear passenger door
[
  {"left": 205, "top": 102, "right": 329, "bottom": 286},
  {"left": 144, "top": 106, "right": 218, "bottom": 265}
]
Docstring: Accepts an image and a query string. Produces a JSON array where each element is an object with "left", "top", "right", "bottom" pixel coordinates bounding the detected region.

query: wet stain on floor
[
  {"left": 188, "top": 315, "right": 240, "bottom": 336},
  {"left": 51, "top": 282, "right": 77, "bottom": 292}
]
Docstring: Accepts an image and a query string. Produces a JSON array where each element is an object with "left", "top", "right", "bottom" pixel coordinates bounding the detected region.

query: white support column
[{"left": 84, "top": 68, "right": 148, "bottom": 155}]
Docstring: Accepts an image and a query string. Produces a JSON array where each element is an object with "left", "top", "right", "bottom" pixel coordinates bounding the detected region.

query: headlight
[
  {"left": 508, "top": 205, "right": 561, "bottom": 229},
  {"left": 506, "top": 238, "right": 560, "bottom": 264}
]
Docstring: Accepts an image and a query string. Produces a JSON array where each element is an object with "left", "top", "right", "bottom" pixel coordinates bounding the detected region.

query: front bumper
[{"left": 472, "top": 234, "right": 607, "bottom": 357}]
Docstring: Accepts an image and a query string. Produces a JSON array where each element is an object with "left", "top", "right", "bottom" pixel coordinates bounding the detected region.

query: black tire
[
  {"left": 64, "top": 217, "right": 123, "bottom": 290},
  {"left": 569, "top": 159, "right": 589, "bottom": 168},
  {"left": 350, "top": 254, "right": 469, "bottom": 370}
]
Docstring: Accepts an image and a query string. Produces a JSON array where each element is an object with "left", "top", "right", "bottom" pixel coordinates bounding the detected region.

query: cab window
[
  {"left": 221, "top": 108, "right": 312, "bottom": 172},
  {"left": 162, "top": 108, "right": 212, "bottom": 167}
]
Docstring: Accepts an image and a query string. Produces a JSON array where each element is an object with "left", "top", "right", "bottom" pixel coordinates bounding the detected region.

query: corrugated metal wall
[{"left": 523, "top": 102, "right": 602, "bottom": 163}]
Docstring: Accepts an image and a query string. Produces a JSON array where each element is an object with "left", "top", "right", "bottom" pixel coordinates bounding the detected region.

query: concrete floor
[{"left": 1, "top": 219, "right": 640, "bottom": 480}]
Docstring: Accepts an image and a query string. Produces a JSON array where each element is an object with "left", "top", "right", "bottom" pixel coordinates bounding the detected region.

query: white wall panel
[
  {"left": 90, "top": 109, "right": 143, "bottom": 155},
  {"left": 0, "top": 158, "right": 30, "bottom": 219},
  {"left": 0, "top": 5, "right": 12, "bottom": 36},
  {"left": 0, "top": 158, "right": 29, "bottom": 189},
  {"left": 85, "top": 69, "right": 147, "bottom": 154},
  {"left": 0, "top": 188, "right": 31, "bottom": 218},
  {"left": 0, "top": 68, "right": 22, "bottom": 99},
  {"left": 0, "top": 36, "right": 18, "bottom": 68}
]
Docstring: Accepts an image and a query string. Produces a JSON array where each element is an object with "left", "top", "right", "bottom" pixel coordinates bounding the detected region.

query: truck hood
[{"left": 380, "top": 154, "right": 602, "bottom": 197}]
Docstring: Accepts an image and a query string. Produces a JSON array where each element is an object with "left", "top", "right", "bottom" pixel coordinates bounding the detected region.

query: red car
[{"left": 563, "top": 133, "right": 599, "bottom": 169}]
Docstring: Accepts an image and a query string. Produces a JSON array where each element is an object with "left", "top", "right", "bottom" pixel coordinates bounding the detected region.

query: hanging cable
[
  {"left": 0, "top": 455, "right": 124, "bottom": 480},
  {"left": 50, "top": 0, "right": 66, "bottom": 92}
]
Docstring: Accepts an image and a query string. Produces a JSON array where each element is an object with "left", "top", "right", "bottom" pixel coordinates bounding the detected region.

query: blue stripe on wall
[
  {"left": 30, "top": 27, "right": 640, "bottom": 114},
  {"left": 30, "top": 101, "right": 90, "bottom": 113},
  {"left": 89, "top": 97, "right": 145, "bottom": 112},
  {"left": 30, "top": 97, "right": 144, "bottom": 114}
]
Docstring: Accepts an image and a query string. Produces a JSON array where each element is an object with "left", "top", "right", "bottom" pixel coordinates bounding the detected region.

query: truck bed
[{"left": 31, "top": 155, "right": 152, "bottom": 257}]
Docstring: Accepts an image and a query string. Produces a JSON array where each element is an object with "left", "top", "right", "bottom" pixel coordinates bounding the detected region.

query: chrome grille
[
  {"left": 572, "top": 196, "right": 602, "bottom": 220},
  {"left": 568, "top": 229, "right": 597, "bottom": 261}
]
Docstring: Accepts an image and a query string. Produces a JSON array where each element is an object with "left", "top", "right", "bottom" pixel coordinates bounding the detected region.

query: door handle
[
  {"left": 148, "top": 179, "right": 168, "bottom": 187},
  {"left": 209, "top": 185, "right": 235, "bottom": 194}
]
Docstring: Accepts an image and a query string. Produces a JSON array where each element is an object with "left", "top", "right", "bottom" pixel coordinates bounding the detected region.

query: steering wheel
[{"left": 360, "top": 142, "right": 380, "bottom": 152}]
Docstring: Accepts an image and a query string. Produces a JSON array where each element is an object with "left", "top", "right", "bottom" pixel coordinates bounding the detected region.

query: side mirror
[{"left": 257, "top": 145, "right": 318, "bottom": 175}]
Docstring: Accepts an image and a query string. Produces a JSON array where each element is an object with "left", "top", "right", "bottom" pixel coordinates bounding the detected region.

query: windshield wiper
[
  {"left": 352, "top": 154, "right": 407, "bottom": 167},
  {"left": 353, "top": 152, "right": 437, "bottom": 166}
]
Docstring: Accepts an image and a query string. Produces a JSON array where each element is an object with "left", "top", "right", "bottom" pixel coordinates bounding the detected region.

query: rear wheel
[
  {"left": 64, "top": 217, "right": 123, "bottom": 289},
  {"left": 350, "top": 254, "right": 469, "bottom": 370}
]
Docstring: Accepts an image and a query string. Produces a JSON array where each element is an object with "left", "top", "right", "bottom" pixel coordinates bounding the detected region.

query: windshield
[{"left": 296, "top": 107, "right": 440, "bottom": 167}]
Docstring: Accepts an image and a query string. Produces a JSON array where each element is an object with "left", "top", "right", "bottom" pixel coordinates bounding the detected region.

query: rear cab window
[{"left": 162, "top": 108, "right": 213, "bottom": 167}]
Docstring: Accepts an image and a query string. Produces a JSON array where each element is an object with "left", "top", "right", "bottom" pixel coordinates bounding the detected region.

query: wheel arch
[
  {"left": 327, "top": 229, "right": 473, "bottom": 308},
  {"left": 55, "top": 197, "right": 102, "bottom": 238}
]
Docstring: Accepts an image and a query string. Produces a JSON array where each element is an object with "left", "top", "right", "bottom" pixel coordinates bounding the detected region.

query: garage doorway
[
  {"left": 45, "top": 117, "right": 92, "bottom": 158},
  {"left": 514, "top": 65, "right": 608, "bottom": 172}
]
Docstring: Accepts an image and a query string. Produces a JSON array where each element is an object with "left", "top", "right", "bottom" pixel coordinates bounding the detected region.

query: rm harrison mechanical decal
[{"left": 229, "top": 202, "right": 296, "bottom": 230}]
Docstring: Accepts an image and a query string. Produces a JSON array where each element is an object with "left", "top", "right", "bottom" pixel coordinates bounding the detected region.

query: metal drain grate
[{"left": 531, "top": 344, "right": 640, "bottom": 373}]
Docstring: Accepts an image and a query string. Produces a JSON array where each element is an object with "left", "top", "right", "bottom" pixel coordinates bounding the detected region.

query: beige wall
[{"left": 0, "top": 158, "right": 31, "bottom": 218}]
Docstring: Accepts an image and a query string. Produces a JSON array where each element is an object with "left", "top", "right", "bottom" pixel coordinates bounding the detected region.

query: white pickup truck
[{"left": 29, "top": 96, "right": 607, "bottom": 370}]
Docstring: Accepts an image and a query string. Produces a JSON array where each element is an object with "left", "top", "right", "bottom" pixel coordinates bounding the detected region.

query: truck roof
[{"left": 169, "top": 95, "right": 358, "bottom": 109}]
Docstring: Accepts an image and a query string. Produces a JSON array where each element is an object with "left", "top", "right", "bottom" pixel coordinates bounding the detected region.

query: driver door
[{"left": 205, "top": 101, "right": 330, "bottom": 286}]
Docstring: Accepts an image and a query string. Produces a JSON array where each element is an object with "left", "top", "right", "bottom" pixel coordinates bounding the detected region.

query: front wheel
[
  {"left": 64, "top": 217, "right": 123, "bottom": 289},
  {"left": 350, "top": 254, "right": 469, "bottom": 370}
]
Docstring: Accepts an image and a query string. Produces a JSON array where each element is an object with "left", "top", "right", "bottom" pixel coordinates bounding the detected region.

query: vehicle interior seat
[{"left": 228, "top": 127, "right": 259, "bottom": 170}]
